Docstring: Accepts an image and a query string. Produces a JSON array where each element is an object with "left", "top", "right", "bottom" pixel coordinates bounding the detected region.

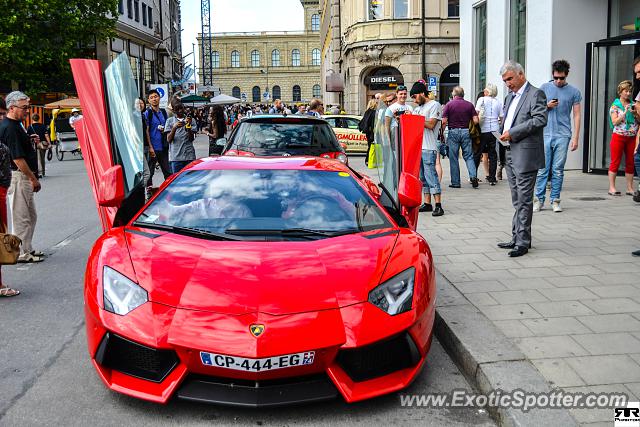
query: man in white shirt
[
  {"left": 410, "top": 81, "right": 443, "bottom": 216},
  {"left": 384, "top": 85, "right": 413, "bottom": 136},
  {"left": 497, "top": 61, "right": 548, "bottom": 257}
]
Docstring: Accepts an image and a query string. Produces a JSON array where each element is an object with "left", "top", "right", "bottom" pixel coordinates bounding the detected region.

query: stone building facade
[
  {"left": 320, "top": 0, "right": 460, "bottom": 113},
  {"left": 197, "top": 0, "right": 321, "bottom": 104}
]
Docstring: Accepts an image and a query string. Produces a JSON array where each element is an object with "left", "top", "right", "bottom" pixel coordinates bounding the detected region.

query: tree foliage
[{"left": 0, "top": 0, "right": 119, "bottom": 93}]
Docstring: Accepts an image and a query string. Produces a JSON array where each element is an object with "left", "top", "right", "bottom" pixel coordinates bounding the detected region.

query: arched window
[
  {"left": 231, "top": 50, "right": 240, "bottom": 68},
  {"left": 312, "top": 84, "right": 321, "bottom": 98},
  {"left": 272, "top": 85, "right": 281, "bottom": 100},
  {"left": 252, "top": 86, "right": 261, "bottom": 102},
  {"left": 232, "top": 86, "right": 241, "bottom": 99},
  {"left": 271, "top": 49, "right": 280, "bottom": 67},
  {"left": 292, "top": 85, "right": 301, "bottom": 102},
  {"left": 311, "top": 48, "right": 320, "bottom": 66},
  {"left": 311, "top": 14, "right": 320, "bottom": 31},
  {"left": 250, "top": 49, "right": 260, "bottom": 67},
  {"left": 291, "top": 49, "right": 301, "bottom": 67},
  {"left": 212, "top": 51, "right": 220, "bottom": 68}
]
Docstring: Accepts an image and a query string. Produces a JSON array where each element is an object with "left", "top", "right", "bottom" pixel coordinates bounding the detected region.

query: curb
[{"left": 433, "top": 270, "right": 579, "bottom": 427}]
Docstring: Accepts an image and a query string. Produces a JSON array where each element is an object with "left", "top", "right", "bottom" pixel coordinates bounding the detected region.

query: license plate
[{"left": 200, "top": 351, "right": 315, "bottom": 372}]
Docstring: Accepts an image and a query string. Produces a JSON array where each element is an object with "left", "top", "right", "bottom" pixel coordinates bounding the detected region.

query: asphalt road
[{"left": 0, "top": 137, "right": 495, "bottom": 426}]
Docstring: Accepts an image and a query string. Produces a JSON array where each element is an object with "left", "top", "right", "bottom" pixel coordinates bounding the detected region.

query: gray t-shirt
[
  {"left": 165, "top": 116, "right": 197, "bottom": 162},
  {"left": 413, "top": 100, "right": 441, "bottom": 151},
  {"left": 540, "top": 82, "right": 582, "bottom": 138}
]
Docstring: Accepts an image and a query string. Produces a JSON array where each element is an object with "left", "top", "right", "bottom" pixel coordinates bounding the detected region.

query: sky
[{"left": 180, "top": 0, "right": 305, "bottom": 72}]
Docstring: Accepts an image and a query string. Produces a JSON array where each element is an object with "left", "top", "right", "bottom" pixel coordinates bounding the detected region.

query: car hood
[{"left": 124, "top": 228, "right": 398, "bottom": 315}]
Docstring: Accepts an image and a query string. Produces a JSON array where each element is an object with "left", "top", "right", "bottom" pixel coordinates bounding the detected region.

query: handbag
[{"left": 0, "top": 222, "right": 21, "bottom": 265}]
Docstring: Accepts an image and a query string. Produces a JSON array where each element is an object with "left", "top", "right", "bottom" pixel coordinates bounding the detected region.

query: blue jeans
[
  {"left": 447, "top": 128, "right": 476, "bottom": 186},
  {"left": 635, "top": 149, "right": 640, "bottom": 181},
  {"left": 419, "top": 149, "right": 441, "bottom": 195},
  {"left": 170, "top": 160, "right": 191, "bottom": 174},
  {"left": 535, "top": 136, "right": 570, "bottom": 203}
]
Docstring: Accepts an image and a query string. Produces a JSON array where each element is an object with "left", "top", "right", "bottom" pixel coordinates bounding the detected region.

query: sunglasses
[
  {"left": 553, "top": 76, "right": 566, "bottom": 81},
  {"left": 397, "top": 85, "right": 407, "bottom": 91}
]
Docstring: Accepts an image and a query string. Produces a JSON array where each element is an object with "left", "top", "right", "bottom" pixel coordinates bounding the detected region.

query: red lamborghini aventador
[{"left": 70, "top": 53, "right": 436, "bottom": 407}]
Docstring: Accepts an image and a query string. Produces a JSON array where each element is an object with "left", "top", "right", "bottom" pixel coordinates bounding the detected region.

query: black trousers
[
  {"left": 474, "top": 132, "right": 498, "bottom": 180},
  {"left": 147, "top": 149, "right": 171, "bottom": 187}
]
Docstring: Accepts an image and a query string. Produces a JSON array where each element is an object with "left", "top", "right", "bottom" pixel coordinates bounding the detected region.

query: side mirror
[
  {"left": 397, "top": 171, "right": 422, "bottom": 208},
  {"left": 216, "top": 137, "right": 228, "bottom": 146},
  {"left": 98, "top": 165, "right": 125, "bottom": 207}
]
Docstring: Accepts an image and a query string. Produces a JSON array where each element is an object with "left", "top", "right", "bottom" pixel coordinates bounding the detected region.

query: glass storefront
[
  {"left": 474, "top": 2, "right": 487, "bottom": 95},
  {"left": 509, "top": 0, "right": 526, "bottom": 68}
]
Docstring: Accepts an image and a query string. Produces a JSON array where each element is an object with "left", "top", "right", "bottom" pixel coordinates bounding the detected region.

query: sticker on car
[{"left": 200, "top": 351, "right": 315, "bottom": 372}]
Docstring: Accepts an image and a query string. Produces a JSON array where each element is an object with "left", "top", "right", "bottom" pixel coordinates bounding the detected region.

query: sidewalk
[{"left": 417, "top": 165, "right": 640, "bottom": 425}]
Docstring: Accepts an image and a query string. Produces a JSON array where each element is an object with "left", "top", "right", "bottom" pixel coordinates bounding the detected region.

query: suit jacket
[{"left": 501, "top": 82, "right": 548, "bottom": 173}]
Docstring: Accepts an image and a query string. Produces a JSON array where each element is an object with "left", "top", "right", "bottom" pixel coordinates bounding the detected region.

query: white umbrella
[{"left": 208, "top": 94, "right": 241, "bottom": 105}]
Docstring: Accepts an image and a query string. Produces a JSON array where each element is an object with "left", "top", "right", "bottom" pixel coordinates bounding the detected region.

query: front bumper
[{"left": 85, "top": 298, "right": 435, "bottom": 406}]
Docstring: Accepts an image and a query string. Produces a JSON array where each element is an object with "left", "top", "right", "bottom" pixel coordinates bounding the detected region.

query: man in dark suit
[{"left": 497, "top": 61, "right": 548, "bottom": 257}]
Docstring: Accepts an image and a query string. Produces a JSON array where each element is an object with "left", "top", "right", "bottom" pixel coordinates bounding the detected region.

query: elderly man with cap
[{"left": 410, "top": 81, "right": 444, "bottom": 216}]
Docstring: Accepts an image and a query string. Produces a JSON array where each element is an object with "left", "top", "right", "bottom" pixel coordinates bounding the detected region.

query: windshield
[
  {"left": 134, "top": 169, "right": 392, "bottom": 239},
  {"left": 104, "top": 53, "right": 144, "bottom": 194},
  {"left": 231, "top": 122, "right": 338, "bottom": 150}
]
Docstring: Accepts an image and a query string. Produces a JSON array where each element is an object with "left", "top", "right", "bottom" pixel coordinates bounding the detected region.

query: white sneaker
[
  {"left": 552, "top": 200, "right": 562, "bottom": 212},
  {"left": 533, "top": 197, "right": 543, "bottom": 212}
]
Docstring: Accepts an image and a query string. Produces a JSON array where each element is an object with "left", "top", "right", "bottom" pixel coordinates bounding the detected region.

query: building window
[
  {"left": 251, "top": 50, "right": 260, "bottom": 67},
  {"left": 609, "top": 0, "right": 640, "bottom": 37},
  {"left": 292, "top": 85, "right": 301, "bottom": 102},
  {"left": 212, "top": 51, "right": 220, "bottom": 68},
  {"left": 134, "top": 0, "right": 139, "bottom": 22},
  {"left": 474, "top": 3, "right": 487, "bottom": 95},
  {"left": 448, "top": 0, "right": 459, "bottom": 18},
  {"left": 127, "top": 0, "right": 132, "bottom": 18},
  {"left": 509, "top": 0, "right": 526, "bottom": 68},
  {"left": 252, "top": 86, "right": 261, "bottom": 102},
  {"left": 313, "top": 84, "right": 321, "bottom": 98},
  {"left": 291, "top": 49, "right": 301, "bottom": 67},
  {"left": 311, "top": 14, "right": 320, "bottom": 31},
  {"left": 394, "top": 0, "right": 408, "bottom": 19},
  {"left": 368, "top": 0, "right": 382, "bottom": 20},
  {"left": 272, "top": 85, "right": 281, "bottom": 100},
  {"left": 271, "top": 49, "right": 280, "bottom": 67},
  {"left": 142, "top": 3, "right": 147, "bottom": 26},
  {"left": 311, "top": 49, "right": 320, "bottom": 66},
  {"left": 147, "top": 5, "right": 152, "bottom": 28},
  {"left": 231, "top": 50, "right": 240, "bottom": 68},
  {"left": 129, "top": 56, "right": 139, "bottom": 81},
  {"left": 118, "top": 0, "right": 124, "bottom": 14},
  {"left": 232, "top": 86, "right": 241, "bottom": 99},
  {"left": 143, "top": 60, "right": 152, "bottom": 81}
]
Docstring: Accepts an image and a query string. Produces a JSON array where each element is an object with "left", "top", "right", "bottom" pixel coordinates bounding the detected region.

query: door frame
[{"left": 584, "top": 35, "right": 640, "bottom": 173}]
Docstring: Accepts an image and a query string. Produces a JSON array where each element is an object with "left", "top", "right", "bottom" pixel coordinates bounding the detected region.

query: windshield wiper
[
  {"left": 225, "top": 227, "right": 358, "bottom": 239},
  {"left": 131, "top": 222, "right": 240, "bottom": 241}
]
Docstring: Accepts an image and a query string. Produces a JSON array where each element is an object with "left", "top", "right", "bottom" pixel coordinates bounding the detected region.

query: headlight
[
  {"left": 368, "top": 267, "right": 415, "bottom": 315},
  {"left": 103, "top": 266, "right": 148, "bottom": 315}
]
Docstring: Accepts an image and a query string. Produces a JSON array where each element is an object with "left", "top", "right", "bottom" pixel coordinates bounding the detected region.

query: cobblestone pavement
[{"left": 414, "top": 163, "right": 640, "bottom": 426}]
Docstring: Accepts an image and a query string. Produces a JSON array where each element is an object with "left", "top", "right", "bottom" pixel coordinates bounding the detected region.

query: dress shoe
[
  {"left": 498, "top": 241, "right": 531, "bottom": 249},
  {"left": 432, "top": 206, "right": 444, "bottom": 217},
  {"left": 471, "top": 177, "right": 479, "bottom": 188},
  {"left": 449, "top": 184, "right": 461, "bottom": 189},
  {"left": 634, "top": 191, "right": 640, "bottom": 203},
  {"left": 419, "top": 203, "right": 433, "bottom": 212},
  {"left": 497, "top": 241, "right": 516, "bottom": 249},
  {"left": 508, "top": 246, "right": 529, "bottom": 257},
  {"left": 632, "top": 249, "right": 640, "bottom": 257}
]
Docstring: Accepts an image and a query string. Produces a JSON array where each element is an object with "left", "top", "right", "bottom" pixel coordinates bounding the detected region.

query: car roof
[
  {"left": 186, "top": 155, "right": 352, "bottom": 172},
  {"left": 241, "top": 114, "right": 328, "bottom": 124}
]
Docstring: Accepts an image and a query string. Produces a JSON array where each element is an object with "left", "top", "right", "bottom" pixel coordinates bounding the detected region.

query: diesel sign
[
  {"left": 364, "top": 67, "right": 404, "bottom": 88},
  {"left": 370, "top": 76, "right": 397, "bottom": 83}
]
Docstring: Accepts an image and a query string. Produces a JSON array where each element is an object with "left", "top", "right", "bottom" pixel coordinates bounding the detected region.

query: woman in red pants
[{"left": 608, "top": 80, "right": 638, "bottom": 196}]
